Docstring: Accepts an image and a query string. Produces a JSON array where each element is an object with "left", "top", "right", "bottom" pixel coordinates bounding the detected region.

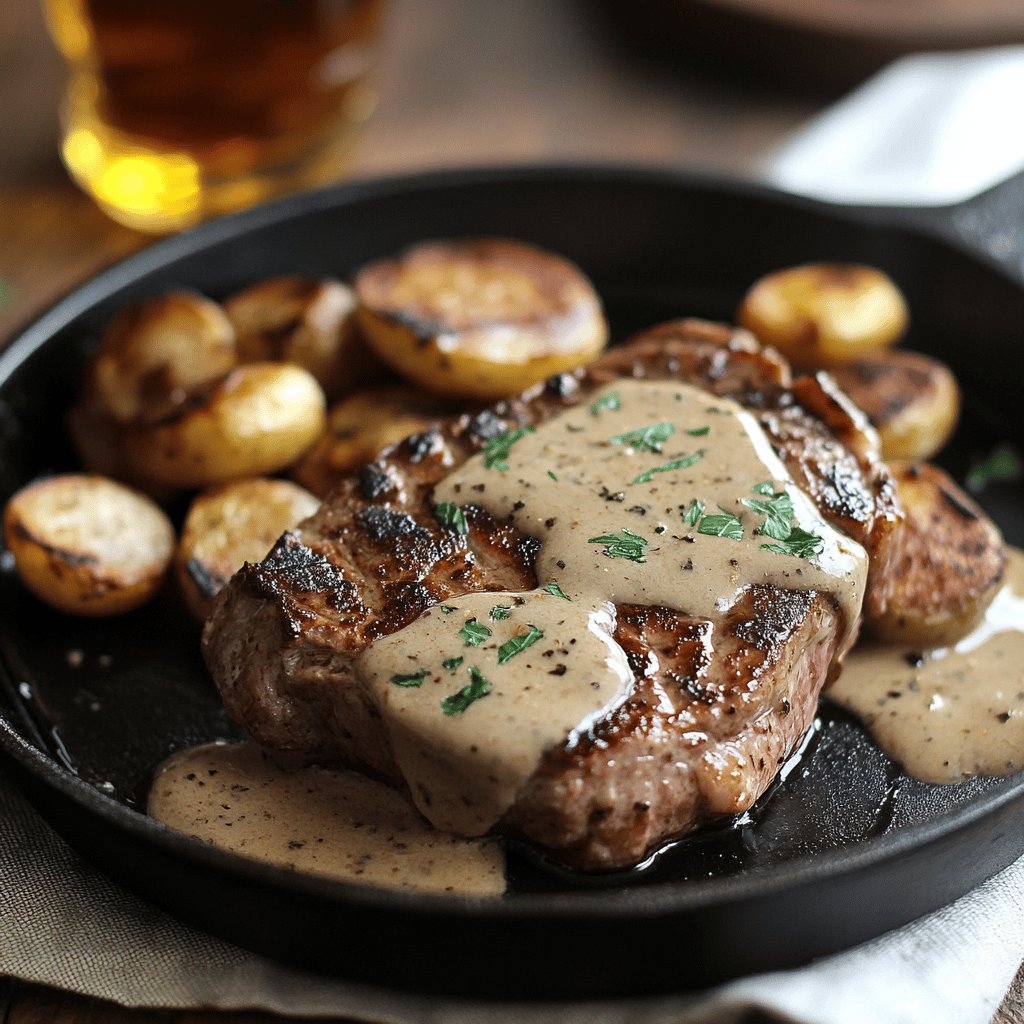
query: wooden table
[{"left": 0, "top": 1, "right": 1020, "bottom": 1020}]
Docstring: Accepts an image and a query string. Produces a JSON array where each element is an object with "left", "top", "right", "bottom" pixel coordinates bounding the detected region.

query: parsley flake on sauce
[
  {"left": 697, "top": 512, "right": 744, "bottom": 541},
  {"left": 434, "top": 502, "right": 468, "bottom": 535},
  {"left": 590, "top": 391, "right": 621, "bottom": 415},
  {"left": 685, "top": 425, "right": 711, "bottom": 437},
  {"left": 683, "top": 498, "right": 706, "bottom": 526},
  {"left": 761, "top": 527, "right": 824, "bottom": 559},
  {"left": 633, "top": 450, "right": 704, "bottom": 485},
  {"left": 610, "top": 421, "right": 675, "bottom": 454},
  {"left": 489, "top": 604, "right": 512, "bottom": 620},
  {"left": 483, "top": 426, "right": 535, "bottom": 471},
  {"left": 442, "top": 656, "right": 463, "bottom": 671},
  {"left": 441, "top": 666, "right": 492, "bottom": 716},
  {"left": 459, "top": 618, "right": 492, "bottom": 646},
  {"left": 390, "top": 669, "right": 428, "bottom": 687},
  {"left": 741, "top": 489, "right": 794, "bottom": 541},
  {"left": 543, "top": 581, "right": 571, "bottom": 601},
  {"left": 497, "top": 625, "right": 545, "bottom": 664},
  {"left": 588, "top": 528, "right": 649, "bottom": 562}
]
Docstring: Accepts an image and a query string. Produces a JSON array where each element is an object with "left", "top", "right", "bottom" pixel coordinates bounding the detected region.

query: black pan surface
[{"left": 1, "top": 166, "right": 1022, "bottom": 1000}]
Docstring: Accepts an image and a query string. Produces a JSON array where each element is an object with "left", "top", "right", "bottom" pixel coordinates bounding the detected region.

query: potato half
[
  {"left": 176, "top": 478, "right": 320, "bottom": 620},
  {"left": 124, "top": 363, "right": 326, "bottom": 489},
  {"left": 3, "top": 474, "right": 175, "bottom": 616},
  {"left": 84, "top": 291, "right": 236, "bottom": 424},
  {"left": 355, "top": 238, "right": 608, "bottom": 400},
  {"left": 830, "top": 350, "right": 960, "bottom": 463},
  {"left": 869, "top": 462, "right": 1006, "bottom": 646},
  {"left": 224, "top": 276, "right": 390, "bottom": 399},
  {"left": 291, "top": 384, "right": 455, "bottom": 497},
  {"left": 738, "top": 263, "right": 908, "bottom": 369}
]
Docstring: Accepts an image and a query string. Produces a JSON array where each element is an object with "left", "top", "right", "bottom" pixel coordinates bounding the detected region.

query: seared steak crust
[{"left": 203, "top": 319, "right": 901, "bottom": 868}]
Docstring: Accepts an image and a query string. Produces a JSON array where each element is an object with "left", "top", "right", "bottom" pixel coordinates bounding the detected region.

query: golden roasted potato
[
  {"left": 831, "top": 350, "right": 960, "bottom": 462},
  {"left": 355, "top": 238, "right": 608, "bottom": 400},
  {"left": 224, "top": 276, "right": 391, "bottom": 399},
  {"left": 3, "top": 474, "right": 175, "bottom": 616},
  {"left": 84, "top": 291, "right": 236, "bottom": 424},
  {"left": 738, "top": 263, "right": 909, "bottom": 369},
  {"left": 176, "top": 478, "right": 320, "bottom": 619},
  {"left": 291, "top": 384, "right": 454, "bottom": 497},
  {"left": 124, "top": 363, "right": 326, "bottom": 489},
  {"left": 869, "top": 462, "right": 1006, "bottom": 646}
]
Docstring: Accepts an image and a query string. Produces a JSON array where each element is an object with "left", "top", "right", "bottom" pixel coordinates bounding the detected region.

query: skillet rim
[{"left": 1, "top": 161, "right": 1022, "bottom": 924}]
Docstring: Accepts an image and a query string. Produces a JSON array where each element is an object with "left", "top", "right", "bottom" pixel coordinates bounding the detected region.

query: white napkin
[{"left": 763, "top": 46, "right": 1024, "bottom": 206}]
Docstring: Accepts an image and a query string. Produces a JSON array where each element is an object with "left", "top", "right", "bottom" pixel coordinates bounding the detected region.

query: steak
[{"left": 202, "top": 320, "right": 902, "bottom": 869}]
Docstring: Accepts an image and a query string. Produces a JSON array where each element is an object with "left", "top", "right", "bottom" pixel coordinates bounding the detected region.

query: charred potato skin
[
  {"left": 176, "top": 478, "right": 320, "bottom": 620},
  {"left": 123, "top": 363, "right": 327, "bottom": 489},
  {"left": 830, "top": 350, "right": 960, "bottom": 463},
  {"left": 84, "top": 291, "right": 236, "bottom": 425},
  {"left": 738, "top": 263, "right": 909, "bottom": 370},
  {"left": 224, "top": 276, "right": 391, "bottom": 399},
  {"left": 3, "top": 474, "right": 175, "bottom": 616},
  {"left": 290, "top": 384, "right": 456, "bottom": 497},
  {"left": 355, "top": 237, "right": 609, "bottom": 400},
  {"left": 869, "top": 462, "right": 1006, "bottom": 646}
]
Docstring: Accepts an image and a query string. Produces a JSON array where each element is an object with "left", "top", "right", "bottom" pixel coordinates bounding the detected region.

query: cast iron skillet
[{"left": 0, "top": 166, "right": 1022, "bottom": 1001}]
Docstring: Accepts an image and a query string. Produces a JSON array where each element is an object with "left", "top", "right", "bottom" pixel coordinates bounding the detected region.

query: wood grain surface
[{"left": 0, "top": 0, "right": 1020, "bottom": 1020}]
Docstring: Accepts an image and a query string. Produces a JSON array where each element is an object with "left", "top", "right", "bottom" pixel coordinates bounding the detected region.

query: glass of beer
[{"left": 43, "top": 0, "right": 383, "bottom": 233}]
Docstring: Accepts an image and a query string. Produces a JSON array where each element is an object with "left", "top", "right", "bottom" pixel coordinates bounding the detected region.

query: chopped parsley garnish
[
  {"left": 588, "top": 528, "right": 649, "bottom": 562},
  {"left": 483, "top": 426, "right": 535, "bottom": 471},
  {"left": 390, "top": 669, "right": 428, "bottom": 687},
  {"left": 761, "top": 527, "right": 824, "bottom": 559},
  {"left": 547, "top": 470, "right": 558, "bottom": 481},
  {"left": 543, "top": 581, "right": 571, "bottom": 601},
  {"left": 633, "top": 450, "right": 704, "bottom": 484},
  {"left": 610, "top": 422, "right": 675, "bottom": 453},
  {"left": 966, "top": 444, "right": 1023, "bottom": 493},
  {"left": 697, "top": 512, "right": 744, "bottom": 541},
  {"left": 489, "top": 604, "right": 512, "bottom": 620},
  {"left": 441, "top": 666, "right": 492, "bottom": 716},
  {"left": 752, "top": 481, "right": 775, "bottom": 496},
  {"left": 683, "top": 498, "right": 706, "bottom": 526},
  {"left": 741, "top": 489, "right": 794, "bottom": 541},
  {"left": 442, "top": 656, "right": 463, "bottom": 671},
  {"left": 458, "top": 618, "right": 492, "bottom": 646},
  {"left": 434, "top": 502, "right": 468, "bottom": 535},
  {"left": 590, "top": 391, "right": 621, "bottom": 415},
  {"left": 685, "top": 425, "right": 711, "bottom": 437},
  {"left": 497, "top": 625, "right": 545, "bottom": 664},
  {"left": 440, "top": 605, "right": 457, "bottom": 614}
]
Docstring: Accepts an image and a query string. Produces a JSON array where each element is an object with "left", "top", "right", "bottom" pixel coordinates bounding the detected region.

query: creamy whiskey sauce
[
  {"left": 359, "top": 380, "right": 868, "bottom": 835},
  {"left": 148, "top": 741, "right": 505, "bottom": 895},
  {"left": 830, "top": 547, "right": 1024, "bottom": 783}
]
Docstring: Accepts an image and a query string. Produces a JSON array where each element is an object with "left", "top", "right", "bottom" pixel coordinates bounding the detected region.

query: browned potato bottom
[
  {"left": 870, "top": 462, "right": 1006, "bottom": 646},
  {"left": 176, "top": 478, "right": 321, "bottom": 620},
  {"left": 355, "top": 237, "right": 608, "bottom": 400},
  {"left": 291, "top": 384, "right": 456, "bottom": 497},
  {"left": 739, "top": 263, "right": 909, "bottom": 369},
  {"left": 3, "top": 474, "right": 175, "bottom": 616},
  {"left": 830, "top": 350, "right": 960, "bottom": 463}
]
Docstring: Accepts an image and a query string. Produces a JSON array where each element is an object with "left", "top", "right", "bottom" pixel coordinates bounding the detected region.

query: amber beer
[{"left": 44, "top": 0, "right": 382, "bottom": 232}]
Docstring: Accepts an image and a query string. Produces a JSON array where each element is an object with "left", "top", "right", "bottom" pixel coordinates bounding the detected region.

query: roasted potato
[
  {"left": 869, "top": 462, "right": 1006, "bottom": 646},
  {"left": 124, "top": 363, "right": 326, "bottom": 489},
  {"left": 355, "top": 238, "right": 608, "bottom": 400},
  {"left": 291, "top": 384, "right": 454, "bottom": 497},
  {"left": 738, "top": 263, "right": 908, "bottom": 369},
  {"left": 3, "top": 474, "right": 175, "bottom": 616},
  {"left": 84, "top": 291, "right": 236, "bottom": 424},
  {"left": 176, "top": 478, "right": 320, "bottom": 619},
  {"left": 831, "top": 350, "right": 960, "bottom": 462},
  {"left": 224, "top": 276, "right": 391, "bottom": 399}
]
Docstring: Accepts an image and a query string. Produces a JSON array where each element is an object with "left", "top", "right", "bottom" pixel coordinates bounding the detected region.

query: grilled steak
[{"left": 203, "top": 320, "right": 902, "bottom": 869}]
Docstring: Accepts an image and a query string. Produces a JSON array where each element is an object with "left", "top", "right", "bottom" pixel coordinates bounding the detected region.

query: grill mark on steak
[{"left": 203, "top": 318, "right": 901, "bottom": 869}]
